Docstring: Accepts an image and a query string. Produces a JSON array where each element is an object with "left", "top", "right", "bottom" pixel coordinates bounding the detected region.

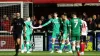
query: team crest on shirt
[
  {"left": 53, "top": 20, "right": 59, "bottom": 23},
  {"left": 17, "top": 23, "right": 21, "bottom": 25}
]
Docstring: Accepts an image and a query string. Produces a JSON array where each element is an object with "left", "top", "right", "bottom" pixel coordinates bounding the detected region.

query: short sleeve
[
  {"left": 42, "top": 19, "right": 52, "bottom": 27},
  {"left": 21, "top": 19, "right": 25, "bottom": 26}
]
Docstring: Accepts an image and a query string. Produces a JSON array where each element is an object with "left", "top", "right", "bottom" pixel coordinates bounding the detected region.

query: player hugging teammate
[{"left": 57, "top": 13, "right": 72, "bottom": 53}]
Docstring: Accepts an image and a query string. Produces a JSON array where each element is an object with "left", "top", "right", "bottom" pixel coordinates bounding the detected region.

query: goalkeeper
[{"left": 21, "top": 17, "right": 41, "bottom": 53}]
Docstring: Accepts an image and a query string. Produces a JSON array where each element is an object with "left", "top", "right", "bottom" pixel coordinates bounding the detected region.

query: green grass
[{"left": 0, "top": 51, "right": 100, "bottom": 56}]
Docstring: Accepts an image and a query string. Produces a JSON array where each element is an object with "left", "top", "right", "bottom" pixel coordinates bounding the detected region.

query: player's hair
[
  {"left": 71, "top": 12, "right": 77, "bottom": 18},
  {"left": 64, "top": 13, "right": 67, "bottom": 16},
  {"left": 53, "top": 12, "right": 58, "bottom": 18},
  {"left": 61, "top": 13, "right": 67, "bottom": 18},
  {"left": 26, "top": 17, "right": 33, "bottom": 21},
  {"left": 48, "top": 14, "right": 53, "bottom": 17}
]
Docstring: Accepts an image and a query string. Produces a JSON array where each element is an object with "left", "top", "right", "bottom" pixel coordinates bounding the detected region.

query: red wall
[
  {"left": 0, "top": 36, "right": 15, "bottom": 49},
  {"left": 0, "top": 0, "right": 99, "bottom": 3},
  {"left": 34, "top": 0, "right": 98, "bottom": 4},
  {"left": 0, "top": 0, "right": 32, "bottom": 2}
]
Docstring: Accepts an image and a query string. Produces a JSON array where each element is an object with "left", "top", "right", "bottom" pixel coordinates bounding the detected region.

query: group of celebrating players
[{"left": 10, "top": 12, "right": 87, "bottom": 56}]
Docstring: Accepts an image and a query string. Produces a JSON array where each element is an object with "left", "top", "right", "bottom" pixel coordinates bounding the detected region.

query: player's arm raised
[
  {"left": 30, "top": 22, "right": 41, "bottom": 29},
  {"left": 40, "top": 19, "right": 52, "bottom": 27}
]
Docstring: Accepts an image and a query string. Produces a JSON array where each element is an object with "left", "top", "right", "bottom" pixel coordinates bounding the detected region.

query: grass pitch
[{"left": 0, "top": 51, "right": 100, "bottom": 56}]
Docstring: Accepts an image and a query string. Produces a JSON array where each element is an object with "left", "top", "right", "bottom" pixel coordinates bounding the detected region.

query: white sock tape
[{"left": 26, "top": 42, "right": 29, "bottom": 44}]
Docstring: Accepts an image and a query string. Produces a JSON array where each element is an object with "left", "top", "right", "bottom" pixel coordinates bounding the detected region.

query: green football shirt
[
  {"left": 24, "top": 21, "right": 33, "bottom": 35},
  {"left": 61, "top": 19, "right": 70, "bottom": 34},
  {"left": 42, "top": 17, "right": 61, "bottom": 33},
  {"left": 70, "top": 18, "right": 82, "bottom": 35}
]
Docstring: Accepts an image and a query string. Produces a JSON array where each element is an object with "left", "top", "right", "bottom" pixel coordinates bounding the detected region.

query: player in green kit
[
  {"left": 70, "top": 13, "right": 82, "bottom": 56},
  {"left": 57, "top": 13, "right": 72, "bottom": 53},
  {"left": 21, "top": 17, "right": 41, "bottom": 53},
  {"left": 39, "top": 12, "right": 61, "bottom": 53}
]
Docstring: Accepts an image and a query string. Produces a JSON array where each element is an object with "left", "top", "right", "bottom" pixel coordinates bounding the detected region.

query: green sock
[
  {"left": 67, "top": 43, "right": 72, "bottom": 51},
  {"left": 76, "top": 45, "right": 80, "bottom": 51},
  {"left": 60, "top": 43, "right": 65, "bottom": 50},
  {"left": 26, "top": 43, "right": 30, "bottom": 52},
  {"left": 52, "top": 43, "right": 55, "bottom": 51},
  {"left": 22, "top": 43, "right": 24, "bottom": 50},
  {"left": 29, "top": 44, "right": 32, "bottom": 49}
]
